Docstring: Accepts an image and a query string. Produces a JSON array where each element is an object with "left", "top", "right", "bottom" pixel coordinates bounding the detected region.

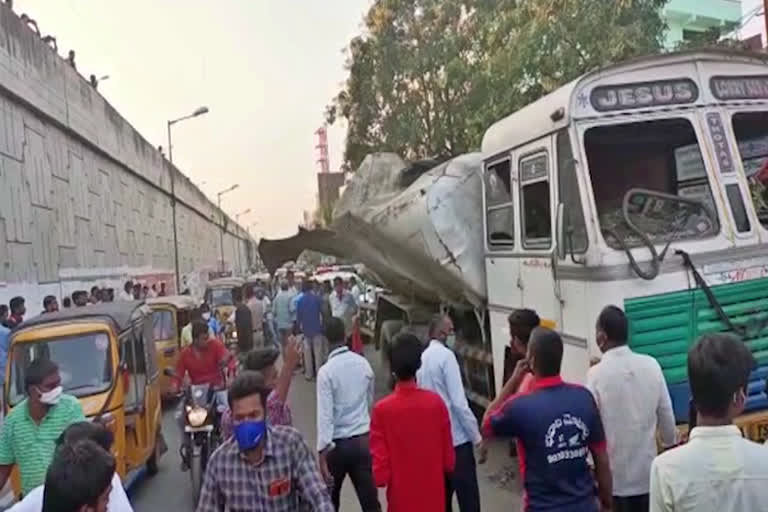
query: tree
[{"left": 328, "top": 0, "right": 669, "bottom": 171}]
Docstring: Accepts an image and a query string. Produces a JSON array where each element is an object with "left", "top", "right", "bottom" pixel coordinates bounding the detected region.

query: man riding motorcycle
[{"left": 173, "top": 320, "right": 233, "bottom": 469}]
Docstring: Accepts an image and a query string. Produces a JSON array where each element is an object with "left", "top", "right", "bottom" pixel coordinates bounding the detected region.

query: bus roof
[{"left": 481, "top": 49, "right": 768, "bottom": 158}]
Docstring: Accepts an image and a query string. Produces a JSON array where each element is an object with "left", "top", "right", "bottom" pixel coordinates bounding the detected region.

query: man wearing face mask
[
  {"left": 0, "top": 358, "right": 85, "bottom": 496},
  {"left": 197, "top": 371, "right": 333, "bottom": 511},
  {"left": 417, "top": 314, "right": 485, "bottom": 512}
]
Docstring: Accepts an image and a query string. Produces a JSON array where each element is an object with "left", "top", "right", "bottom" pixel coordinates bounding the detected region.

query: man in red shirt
[
  {"left": 370, "top": 332, "right": 455, "bottom": 511},
  {"left": 176, "top": 320, "right": 230, "bottom": 388},
  {"left": 174, "top": 320, "right": 231, "bottom": 470}
]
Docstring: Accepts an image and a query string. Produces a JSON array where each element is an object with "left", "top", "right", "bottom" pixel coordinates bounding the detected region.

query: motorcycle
[{"left": 166, "top": 368, "right": 230, "bottom": 504}]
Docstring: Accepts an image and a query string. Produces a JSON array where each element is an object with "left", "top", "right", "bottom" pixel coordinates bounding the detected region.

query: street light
[
  {"left": 234, "top": 209, "right": 251, "bottom": 273},
  {"left": 166, "top": 105, "right": 210, "bottom": 293},
  {"left": 217, "top": 184, "right": 239, "bottom": 272}
]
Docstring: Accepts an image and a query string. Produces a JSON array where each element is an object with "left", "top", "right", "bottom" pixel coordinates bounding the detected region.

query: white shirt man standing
[
  {"left": 417, "top": 314, "right": 484, "bottom": 512},
  {"left": 587, "top": 305, "right": 677, "bottom": 512},
  {"left": 316, "top": 317, "right": 380, "bottom": 511},
  {"left": 650, "top": 333, "right": 768, "bottom": 512}
]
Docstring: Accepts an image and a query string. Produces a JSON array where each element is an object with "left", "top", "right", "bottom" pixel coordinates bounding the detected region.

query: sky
[
  {"left": 14, "top": 0, "right": 371, "bottom": 239},
  {"left": 740, "top": 0, "right": 767, "bottom": 44}
]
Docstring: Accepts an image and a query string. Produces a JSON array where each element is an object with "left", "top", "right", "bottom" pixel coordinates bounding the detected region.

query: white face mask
[
  {"left": 38, "top": 385, "right": 63, "bottom": 405},
  {"left": 202, "top": 312, "right": 211, "bottom": 320},
  {"left": 446, "top": 334, "right": 457, "bottom": 350}
]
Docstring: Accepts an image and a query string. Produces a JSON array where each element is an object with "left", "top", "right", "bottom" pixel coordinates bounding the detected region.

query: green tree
[{"left": 328, "top": 0, "right": 669, "bottom": 170}]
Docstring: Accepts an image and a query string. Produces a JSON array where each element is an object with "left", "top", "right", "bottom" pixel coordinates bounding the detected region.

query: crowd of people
[{"left": 0, "top": 268, "right": 765, "bottom": 511}]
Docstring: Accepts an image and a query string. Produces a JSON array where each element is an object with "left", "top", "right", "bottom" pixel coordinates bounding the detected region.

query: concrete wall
[
  {"left": 662, "top": 0, "right": 742, "bottom": 48},
  {"left": 0, "top": 5, "right": 253, "bottom": 310}
]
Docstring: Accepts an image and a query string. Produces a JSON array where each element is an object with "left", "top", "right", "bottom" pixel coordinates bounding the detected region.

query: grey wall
[{"left": 0, "top": 5, "right": 253, "bottom": 308}]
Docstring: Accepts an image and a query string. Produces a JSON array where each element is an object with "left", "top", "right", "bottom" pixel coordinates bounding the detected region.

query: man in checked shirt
[{"left": 196, "top": 371, "right": 333, "bottom": 512}]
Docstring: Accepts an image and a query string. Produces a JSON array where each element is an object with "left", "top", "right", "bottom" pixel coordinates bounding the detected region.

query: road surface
[{"left": 130, "top": 345, "right": 522, "bottom": 510}]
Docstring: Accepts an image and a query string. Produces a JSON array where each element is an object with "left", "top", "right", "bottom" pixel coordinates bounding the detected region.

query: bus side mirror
[{"left": 556, "top": 203, "right": 566, "bottom": 260}]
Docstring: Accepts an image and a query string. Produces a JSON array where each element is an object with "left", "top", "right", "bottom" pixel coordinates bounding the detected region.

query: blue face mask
[{"left": 234, "top": 420, "right": 267, "bottom": 452}]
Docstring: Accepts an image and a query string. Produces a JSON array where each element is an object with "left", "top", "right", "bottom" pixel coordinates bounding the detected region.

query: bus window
[
  {"left": 585, "top": 118, "right": 719, "bottom": 248},
  {"left": 485, "top": 159, "right": 515, "bottom": 246},
  {"left": 731, "top": 112, "right": 768, "bottom": 229},
  {"left": 520, "top": 153, "right": 551, "bottom": 249},
  {"left": 557, "top": 131, "right": 588, "bottom": 253}
]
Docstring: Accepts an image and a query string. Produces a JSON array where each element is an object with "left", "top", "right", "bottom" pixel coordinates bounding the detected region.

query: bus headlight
[{"left": 186, "top": 407, "right": 208, "bottom": 427}]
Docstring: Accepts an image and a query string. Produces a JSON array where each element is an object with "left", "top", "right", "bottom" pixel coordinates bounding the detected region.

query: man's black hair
[
  {"left": 41, "top": 440, "right": 115, "bottom": 512},
  {"left": 25, "top": 358, "right": 58, "bottom": 392},
  {"left": 57, "top": 421, "right": 114, "bottom": 452},
  {"left": 0, "top": 304, "right": 7, "bottom": 316},
  {"left": 597, "top": 305, "right": 628, "bottom": 345},
  {"left": 191, "top": 319, "right": 209, "bottom": 340},
  {"left": 529, "top": 327, "right": 563, "bottom": 377},
  {"left": 507, "top": 309, "right": 540, "bottom": 347},
  {"left": 243, "top": 348, "right": 280, "bottom": 372},
  {"left": 43, "top": 295, "right": 57, "bottom": 309},
  {"left": 333, "top": 276, "right": 343, "bottom": 285},
  {"left": 9, "top": 296, "right": 24, "bottom": 313},
  {"left": 324, "top": 317, "right": 346, "bottom": 346},
  {"left": 390, "top": 333, "right": 423, "bottom": 380},
  {"left": 228, "top": 370, "right": 270, "bottom": 410},
  {"left": 302, "top": 280, "right": 312, "bottom": 293},
  {"left": 124, "top": 280, "right": 132, "bottom": 292},
  {"left": 688, "top": 334, "right": 756, "bottom": 418},
  {"left": 90, "top": 286, "right": 100, "bottom": 295},
  {"left": 62, "top": 297, "right": 71, "bottom": 308}
]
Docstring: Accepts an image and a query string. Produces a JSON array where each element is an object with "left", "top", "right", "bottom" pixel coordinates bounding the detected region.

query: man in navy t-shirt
[
  {"left": 296, "top": 281, "right": 326, "bottom": 380},
  {"left": 482, "top": 328, "right": 613, "bottom": 512}
]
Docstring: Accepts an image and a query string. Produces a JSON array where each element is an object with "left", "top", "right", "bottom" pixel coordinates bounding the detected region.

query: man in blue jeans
[{"left": 297, "top": 281, "right": 325, "bottom": 380}]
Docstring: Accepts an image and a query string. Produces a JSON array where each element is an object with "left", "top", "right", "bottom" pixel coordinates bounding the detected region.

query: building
[
  {"left": 317, "top": 172, "right": 346, "bottom": 209},
  {"left": 662, "top": 0, "right": 742, "bottom": 48}
]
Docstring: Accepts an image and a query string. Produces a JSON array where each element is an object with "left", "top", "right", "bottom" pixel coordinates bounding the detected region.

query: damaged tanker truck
[{"left": 260, "top": 50, "right": 768, "bottom": 439}]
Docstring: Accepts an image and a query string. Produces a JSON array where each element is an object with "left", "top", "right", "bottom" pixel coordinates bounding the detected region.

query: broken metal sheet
[{"left": 259, "top": 153, "right": 487, "bottom": 308}]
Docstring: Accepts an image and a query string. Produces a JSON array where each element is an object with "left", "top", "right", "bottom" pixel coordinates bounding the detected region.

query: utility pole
[{"left": 764, "top": 0, "right": 768, "bottom": 50}]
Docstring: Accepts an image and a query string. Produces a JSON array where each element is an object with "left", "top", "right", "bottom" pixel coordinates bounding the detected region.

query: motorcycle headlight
[
  {"left": 231, "top": 330, "right": 238, "bottom": 339},
  {"left": 186, "top": 406, "right": 208, "bottom": 427}
]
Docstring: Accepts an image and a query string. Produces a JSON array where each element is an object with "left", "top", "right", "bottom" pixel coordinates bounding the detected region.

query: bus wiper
[{"left": 610, "top": 189, "right": 695, "bottom": 281}]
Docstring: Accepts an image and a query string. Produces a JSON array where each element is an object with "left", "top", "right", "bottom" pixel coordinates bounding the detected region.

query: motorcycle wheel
[{"left": 190, "top": 446, "right": 203, "bottom": 505}]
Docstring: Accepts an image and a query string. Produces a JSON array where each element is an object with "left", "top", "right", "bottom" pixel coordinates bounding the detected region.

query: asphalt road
[{"left": 129, "top": 345, "right": 521, "bottom": 511}]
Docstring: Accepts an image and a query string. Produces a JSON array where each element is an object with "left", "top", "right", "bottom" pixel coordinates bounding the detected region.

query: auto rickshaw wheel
[{"left": 147, "top": 430, "right": 166, "bottom": 476}]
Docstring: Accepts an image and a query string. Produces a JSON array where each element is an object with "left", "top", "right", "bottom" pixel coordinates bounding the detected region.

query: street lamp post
[
  {"left": 166, "top": 106, "right": 209, "bottom": 292},
  {"left": 217, "top": 184, "right": 239, "bottom": 273},
  {"left": 234, "top": 209, "right": 251, "bottom": 274}
]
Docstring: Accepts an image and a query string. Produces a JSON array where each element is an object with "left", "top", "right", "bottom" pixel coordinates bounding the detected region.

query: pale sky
[
  {"left": 741, "top": 0, "right": 767, "bottom": 44},
  {"left": 15, "top": 0, "right": 370, "bottom": 238}
]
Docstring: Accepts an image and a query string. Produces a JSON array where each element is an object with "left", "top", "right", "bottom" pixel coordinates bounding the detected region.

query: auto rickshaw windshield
[
  {"left": 8, "top": 332, "right": 112, "bottom": 406},
  {"left": 210, "top": 288, "right": 234, "bottom": 307},
  {"left": 152, "top": 310, "right": 174, "bottom": 341}
]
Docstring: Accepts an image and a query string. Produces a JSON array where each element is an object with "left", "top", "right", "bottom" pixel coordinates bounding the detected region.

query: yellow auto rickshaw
[
  {"left": 204, "top": 277, "right": 245, "bottom": 324},
  {"left": 146, "top": 295, "right": 200, "bottom": 400},
  {"left": 5, "top": 301, "right": 165, "bottom": 496}
]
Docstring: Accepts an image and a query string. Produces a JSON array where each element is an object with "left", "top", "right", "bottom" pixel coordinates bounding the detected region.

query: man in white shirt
[
  {"left": 417, "top": 314, "right": 484, "bottom": 512},
  {"left": 650, "top": 333, "right": 768, "bottom": 512},
  {"left": 329, "top": 277, "right": 358, "bottom": 340},
  {"left": 587, "top": 305, "right": 677, "bottom": 512},
  {"left": 118, "top": 281, "right": 133, "bottom": 302},
  {"left": 316, "top": 317, "right": 380, "bottom": 512},
  {"left": 10, "top": 421, "right": 133, "bottom": 512}
]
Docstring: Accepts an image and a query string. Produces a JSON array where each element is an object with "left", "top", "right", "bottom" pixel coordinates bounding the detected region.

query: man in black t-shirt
[{"left": 233, "top": 287, "right": 254, "bottom": 354}]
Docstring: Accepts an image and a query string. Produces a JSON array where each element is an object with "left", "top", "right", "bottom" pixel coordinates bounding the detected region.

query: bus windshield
[
  {"left": 585, "top": 118, "right": 719, "bottom": 248},
  {"left": 8, "top": 332, "right": 112, "bottom": 406},
  {"left": 731, "top": 111, "right": 768, "bottom": 228}
]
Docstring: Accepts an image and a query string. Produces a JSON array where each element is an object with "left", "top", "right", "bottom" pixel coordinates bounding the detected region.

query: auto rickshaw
[
  {"left": 204, "top": 277, "right": 245, "bottom": 320},
  {"left": 5, "top": 302, "right": 165, "bottom": 496},
  {"left": 146, "top": 295, "right": 200, "bottom": 400}
]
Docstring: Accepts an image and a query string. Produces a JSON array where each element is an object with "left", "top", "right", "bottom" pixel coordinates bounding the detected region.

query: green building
[{"left": 662, "top": 0, "right": 742, "bottom": 48}]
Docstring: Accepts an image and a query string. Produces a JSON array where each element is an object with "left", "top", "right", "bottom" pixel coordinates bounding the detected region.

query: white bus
[{"left": 481, "top": 49, "right": 768, "bottom": 437}]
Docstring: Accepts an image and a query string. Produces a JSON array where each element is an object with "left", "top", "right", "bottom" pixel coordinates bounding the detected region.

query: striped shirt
[
  {"left": 197, "top": 426, "right": 333, "bottom": 512},
  {"left": 0, "top": 395, "right": 85, "bottom": 494}
]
